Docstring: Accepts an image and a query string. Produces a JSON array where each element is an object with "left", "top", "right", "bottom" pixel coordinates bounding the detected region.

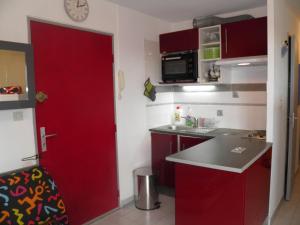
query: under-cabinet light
[
  {"left": 182, "top": 85, "right": 216, "bottom": 92},
  {"left": 237, "top": 62, "right": 251, "bottom": 66}
]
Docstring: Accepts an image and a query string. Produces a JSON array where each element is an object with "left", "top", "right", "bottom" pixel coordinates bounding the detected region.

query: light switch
[{"left": 13, "top": 111, "right": 24, "bottom": 121}]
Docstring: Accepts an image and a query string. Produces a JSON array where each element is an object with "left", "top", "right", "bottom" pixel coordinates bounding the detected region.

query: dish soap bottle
[
  {"left": 185, "top": 107, "right": 194, "bottom": 127},
  {"left": 174, "top": 106, "right": 182, "bottom": 125}
]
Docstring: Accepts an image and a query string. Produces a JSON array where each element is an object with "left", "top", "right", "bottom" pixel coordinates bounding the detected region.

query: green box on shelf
[{"left": 203, "top": 46, "right": 220, "bottom": 59}]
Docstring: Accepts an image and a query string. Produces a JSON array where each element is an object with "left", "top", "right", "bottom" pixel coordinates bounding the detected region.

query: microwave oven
[{"left": 162, "top": 51, "right": 198, "bottom": 83}]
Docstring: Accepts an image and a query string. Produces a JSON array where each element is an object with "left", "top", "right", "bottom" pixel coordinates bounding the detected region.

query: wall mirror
[{"left": 0, "top": 40, "right": 35, "bottom": 109}]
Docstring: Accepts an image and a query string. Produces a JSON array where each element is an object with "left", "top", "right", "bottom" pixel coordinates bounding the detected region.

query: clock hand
[
  {"left": 77, "top": 0, "right": 80, "bottom": 7},
  {"left": 77, "top": 3, "right": 87, "bottom": 7}
]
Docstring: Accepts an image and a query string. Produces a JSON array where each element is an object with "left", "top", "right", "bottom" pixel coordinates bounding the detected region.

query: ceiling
[{"left": 107, "top": 0, "right": 267, "bottom": 22}]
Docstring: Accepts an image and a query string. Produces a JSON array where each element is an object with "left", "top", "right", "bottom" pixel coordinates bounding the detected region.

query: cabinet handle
[
  {"left": 169, "top": 142, "right": 173, "bottom": 155},
  {"left": 225, "top": 28, "right": 228, "bottom": 54}
]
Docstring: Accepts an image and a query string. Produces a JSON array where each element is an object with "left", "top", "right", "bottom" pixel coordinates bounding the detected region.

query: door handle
[
  {"left": 22, "top": 154, "right": 41, "bottom": 161},
  {"left": 169, "top": 142, "right": 173, "bottom": 155},
  {"left": 40, "top": 127, "right": 57, "bottom": 152},
  {"left": 46, "top": 133, "right": 57, "bottom": 138},
  {"left": 225, "top": 28, "right": 228, "bottom": 54}
]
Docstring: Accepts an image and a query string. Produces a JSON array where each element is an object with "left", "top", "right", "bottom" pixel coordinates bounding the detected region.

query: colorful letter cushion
[{"left": 0, "top": 166, "right": 69, "bottom": 224}]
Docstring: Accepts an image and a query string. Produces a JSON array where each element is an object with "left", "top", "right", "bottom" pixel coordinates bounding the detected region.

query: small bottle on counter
[{"left": 173, "top": 106, "right": 182, "bottom": 125}]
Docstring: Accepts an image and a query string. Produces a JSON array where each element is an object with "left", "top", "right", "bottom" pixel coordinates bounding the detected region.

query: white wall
[
  {"left": 267, "top": 0, "right": 300, "bottom": 222},
  {"left": 0, "top": 0, "right": 172, "bottom": 207},
  {"left": 116, "top": 6, "right": 171, "bottom": 204}
]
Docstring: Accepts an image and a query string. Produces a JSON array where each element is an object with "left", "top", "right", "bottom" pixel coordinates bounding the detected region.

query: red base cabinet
[
  {"left": 175, "top": 148, "right": 271, "bottom": 225},
  {"left": 179, "top": 136, "right": 210, "bottom": 151},
  {"left": 151, "top": 133, "right": 211, "bottom": 188},
  {"left": 151, "top": 133, "right": 177, "bottom": 187}
]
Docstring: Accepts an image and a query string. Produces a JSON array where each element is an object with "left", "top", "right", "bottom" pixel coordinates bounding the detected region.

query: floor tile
[
  {"left": 272, "top": 171, "right": 300, "bottom": 225},
  {"left": 90, "top": 194, "right": 175, "bottom": 225}
]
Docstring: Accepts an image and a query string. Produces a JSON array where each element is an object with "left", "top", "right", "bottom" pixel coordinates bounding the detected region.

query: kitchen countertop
[
  {"left": 150, "top": 125, "right": 250, "bottom": 138},
  {"left": 150, "top": 125, "right": 272, "bottom": 173},
  {"left": 166, "top": 135, "right": 272, "bottom": 173}
]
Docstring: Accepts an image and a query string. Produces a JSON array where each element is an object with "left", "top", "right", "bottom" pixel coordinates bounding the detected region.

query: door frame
[
  {"left": 27, "top": 17, "right": 121, "bottom": 212},
  {"left": 284, "top": 35, "right": 299, "bottom": 200}
]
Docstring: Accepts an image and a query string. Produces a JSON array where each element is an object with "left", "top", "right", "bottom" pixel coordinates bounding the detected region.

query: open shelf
[
  {"left": 201, "top": 42, "right": 221, "bottom": 47},
  {"left": 200, "top": 58, "right": 221, "bottom": 62}
]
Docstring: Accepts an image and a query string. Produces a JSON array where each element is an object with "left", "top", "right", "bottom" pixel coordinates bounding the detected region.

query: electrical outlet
[
  {"left": 217, "top": 110, "right": 223, "bottom": 117},
  {"left": 13, "top": 111, "right": 24, "bottom": 121},
  {"left": 232, "top": 91, "right": 239, "bottom": 98}
]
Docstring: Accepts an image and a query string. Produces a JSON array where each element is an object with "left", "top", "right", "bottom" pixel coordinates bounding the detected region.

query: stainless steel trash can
[{"left": 133, "top": 167, "right": 160, "bottom": 210}]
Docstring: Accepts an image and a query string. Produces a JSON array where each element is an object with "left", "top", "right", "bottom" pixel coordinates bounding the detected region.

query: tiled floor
[
  {"left": 90, "top": 195, "right": 175, "bottom": 225},
  {"left": 272, "top": 171, "right": 300, "bottom": 225}
]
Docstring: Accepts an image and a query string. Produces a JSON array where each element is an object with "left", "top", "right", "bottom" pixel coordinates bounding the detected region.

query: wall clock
[{"left": 64, "top": 0, "right": 89, "bottom": 22}]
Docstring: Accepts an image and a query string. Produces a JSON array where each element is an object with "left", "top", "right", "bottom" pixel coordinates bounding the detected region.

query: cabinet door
[
  {"left": 221, "top": 17, "right": 267, "bottom": 59},
  {"left": 244, "top": 148, "right": 272, "bottom": 225},
  {"left": 151, "top": 133, "right": 177, "bottom": 187},
  {"left": 180, "top": 136, "right": 209, "bottom": 151},
  {"left": 160, "top": 28, "right": 199, "bottom": 53}
]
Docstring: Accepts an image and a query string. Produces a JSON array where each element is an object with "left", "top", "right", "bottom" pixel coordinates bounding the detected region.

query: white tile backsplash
[
  {"left": 146, "top": 65, "right": 267, "bottom": 130},
  {"left": 147, "top": 91, "right": 267, "bottom": 130},
  {"left": 174, "top": 91, "right": 267, "bottom": 105}
]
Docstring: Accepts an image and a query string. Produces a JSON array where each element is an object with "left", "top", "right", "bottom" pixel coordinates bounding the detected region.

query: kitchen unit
[
  {"left": 150, "top": 126, "right": 250, "bottom": 189},
  {"left": 167, "top": 135, "right": 272, "bottom": 225},
  {"left": 159, "top": 17, "right": 267, "bottom": 84}
]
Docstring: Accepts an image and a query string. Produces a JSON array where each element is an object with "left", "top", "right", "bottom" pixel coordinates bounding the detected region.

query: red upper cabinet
[
  {"left": 160, "top": 28, "right": 199, "bottom": 53},
  {"left": 221, "top": 17, "right": 267, "bottom": 59}
]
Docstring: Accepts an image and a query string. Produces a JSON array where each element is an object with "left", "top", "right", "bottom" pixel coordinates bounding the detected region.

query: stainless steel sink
[
  {"left": 166, "top": 125, "right": 215, "bottom": 134},
  {"left": 189, "top": 128, "right": 216, "bottom": 134},
  {"left": 167, "top": 125, "right": 192, "bottom": 132}
]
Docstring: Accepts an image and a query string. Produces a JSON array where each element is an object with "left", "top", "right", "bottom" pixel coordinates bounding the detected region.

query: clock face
[{"left": 64, "top": 0, "right": 89, "bottom": 22}]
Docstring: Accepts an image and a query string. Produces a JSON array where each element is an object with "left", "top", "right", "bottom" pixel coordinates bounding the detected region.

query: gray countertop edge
[{"left": 166, "top": 142, "right": 272, "bottom": 174}]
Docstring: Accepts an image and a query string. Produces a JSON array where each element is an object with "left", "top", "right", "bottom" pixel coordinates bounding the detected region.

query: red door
[{"left": 30, "top": 21, "right": 118, "bottom": 225}]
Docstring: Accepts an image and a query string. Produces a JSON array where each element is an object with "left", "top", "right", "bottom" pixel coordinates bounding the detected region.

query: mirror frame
[{"left": 0, "top": 40, "right": 35, "bottom": 110}]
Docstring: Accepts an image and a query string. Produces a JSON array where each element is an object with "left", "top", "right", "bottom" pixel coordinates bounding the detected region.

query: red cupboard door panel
[
  {"left": 221, "top": 17, "right": 267, "bottom": 58},
  {"left": 244, "top": 148, "right": 272, "bottom": 225},
  {"left": 160, "top": 28, "right": 199, "bottom": 53},
  {"left": 31, "top": 21, "right": 118, "bottom": 225},
  {"left": 151, "top": 133, "right": 177, "bottom": 187},
  {"left": 175, "top": 164, "right": 245, "bottom": 225},
  {"left": 179, "top": 136, "right": 210, "bottom": 151}
]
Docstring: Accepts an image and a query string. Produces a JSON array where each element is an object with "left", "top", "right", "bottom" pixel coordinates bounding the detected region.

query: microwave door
[{"left": 163, "top": 59, "right": 187, "bottom": 80}]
